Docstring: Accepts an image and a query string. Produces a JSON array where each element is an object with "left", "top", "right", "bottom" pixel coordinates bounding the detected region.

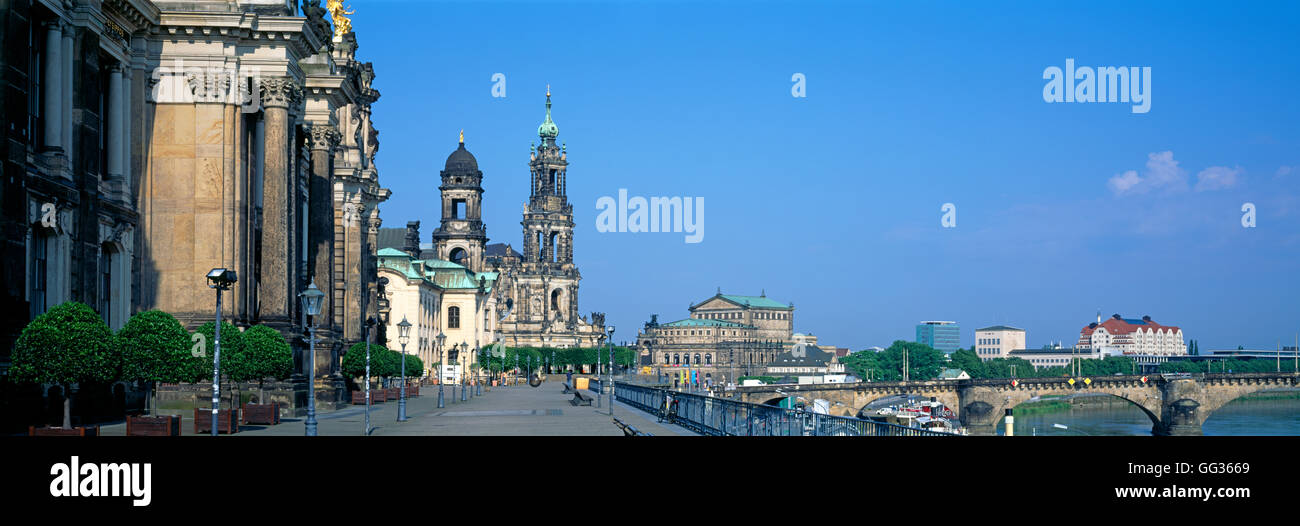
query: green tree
[
  {"left": 342, "top": 342, "right": 390, "bottom": 387},
  {"left": 117, "top": 310, "right": 191, "bottom": 415},
  {"left": 242, "top": 325, "right": 293, "bottom": 404},
  {"left": 949, "top": 348, "right": 987, "bottom": 378},
  {"left": 10, "top": 302, "right": 119, "bottom": 428},
  {"left": 192, "top": 321, "right": 248, "bottom": 409}
]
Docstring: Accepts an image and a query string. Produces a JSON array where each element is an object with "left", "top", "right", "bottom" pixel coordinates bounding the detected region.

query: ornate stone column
[
  {"left": 307, "top": 124, "right": 339, "bottom": 376},
  {"left": 258, "top": 78, "right": 301, "bottom": 327}
]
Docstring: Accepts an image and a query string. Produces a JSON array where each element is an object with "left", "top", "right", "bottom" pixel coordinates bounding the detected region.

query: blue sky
[{"left": 352, "top": 0, "right": 1300, "bottom": 351}]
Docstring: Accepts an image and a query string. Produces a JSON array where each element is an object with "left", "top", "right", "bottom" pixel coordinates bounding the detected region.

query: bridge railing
[{"left": 614, "top": 382, "right": 955, "bottom": 437}]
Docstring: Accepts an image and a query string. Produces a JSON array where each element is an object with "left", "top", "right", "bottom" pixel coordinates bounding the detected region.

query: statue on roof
[{"left": 327, "top": 0, "right": 354, "bottom": 39}]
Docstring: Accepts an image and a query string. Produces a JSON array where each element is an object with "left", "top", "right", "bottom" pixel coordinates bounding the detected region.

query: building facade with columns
[
  {"left": 1, "top": 0, "right": 160, "bottom": 364},
  {"left": 636, "top": 291, "right": 815, "bottom": 384},
  {"left": 483, "top": 92, "right": 607, "bottom": 349},
  {"left": 1, "top": 1, "right": 390, "bottom": 409}
]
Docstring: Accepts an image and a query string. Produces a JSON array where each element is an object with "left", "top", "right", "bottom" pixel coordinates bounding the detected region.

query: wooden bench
[
  {"left": 29, "top": 425, "right": 100, "bottom": 436},
  {"left": 570, "top": 390, "right": 594, "bottom": 406},
  {"left": 126, "top": 415, "right": 181, "bottom": 436},
  {"left": 193, "top": 408, "right": 240, "bottom": 434},
  {"left": 241, "top": 403, "right": 280, "bottom": 425}
]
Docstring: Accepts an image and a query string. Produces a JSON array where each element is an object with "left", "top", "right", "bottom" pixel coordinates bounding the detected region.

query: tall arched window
[
  {"left": 694, "top": 353, "right": 701, "bottom": 365},
  {"left": 448, "top": 306, "right": 460, "bottom": 329},
  {"left": 673, "top": 354, "right": 679, "bottom": 365},
  {"left": 705, "top": 354, "right": 712, "bottom": 365},
  {"left": 683, "top": 354, "right": 690, "bottom": 365}
]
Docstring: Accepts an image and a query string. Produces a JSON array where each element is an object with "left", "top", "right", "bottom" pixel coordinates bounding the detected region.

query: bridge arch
[{"left": 1191, "top": 378, "right": 1299, "bottom": 428}]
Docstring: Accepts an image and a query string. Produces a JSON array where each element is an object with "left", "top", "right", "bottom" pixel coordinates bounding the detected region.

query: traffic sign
[
  {"left": 1084, "top": 377, "right": 1092, "bottom": 386},
  {"left": 1068, "top": 378, "right": 1075, "bottom": 386}
]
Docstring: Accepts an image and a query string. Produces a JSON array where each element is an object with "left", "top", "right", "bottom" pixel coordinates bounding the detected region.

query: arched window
[
  {"left": 551, "top": 289, "right": 562, "bottom": 311},
  {"left": 694, "top": 353, "right": 701, "bottom": 365},
  {"left": 448, "top": 306, "right": 460, "bottom": 329},
  {"left": 684, "top": 354, "right": 691, "bottom": 365},
  {"left": 673, "top": 354, "right": 679, "bottom": 365},
  {"left": 449, "top": 247, "right": 467, "bottom": 266},
  {"left": 705, "top": 354, "right": 712, "bottom": 365}
]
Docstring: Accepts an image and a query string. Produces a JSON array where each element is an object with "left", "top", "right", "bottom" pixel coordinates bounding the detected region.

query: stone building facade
[
  {"left": 635, "top": 291, "right": 809, "bottom": 384},
  {"left": 1, "top": 1, "right": 390, "bottom": 410},
  {"left": 1, "top": 0, "right": 161, "bottom": 365},
  {"left": 484, "top": 91, "right": 606, "bottom": 348}
]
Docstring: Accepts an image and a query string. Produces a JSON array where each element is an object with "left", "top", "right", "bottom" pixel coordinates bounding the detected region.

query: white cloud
[
  {"left": 1194, "top": 166, "right": 1243, "bottom": 191},
  {"left": 1108, "top": 150, "right": 1187, "bottom": 195},
  {"left": 1108, "top": 170, "right": 1143, "bottom": 194}
]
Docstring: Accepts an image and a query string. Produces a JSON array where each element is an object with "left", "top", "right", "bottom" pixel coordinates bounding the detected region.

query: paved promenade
[{"left": 96, "top": 378, "right": 692, "bottom": 436}]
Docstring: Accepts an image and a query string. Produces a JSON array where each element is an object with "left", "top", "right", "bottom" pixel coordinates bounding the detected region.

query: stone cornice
[{"left": 154, "top": 12, "right": 320, "bottom": 64}]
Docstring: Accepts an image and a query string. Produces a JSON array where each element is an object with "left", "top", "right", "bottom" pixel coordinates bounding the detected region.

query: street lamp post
[
  {"left": 397, "top": 316, "right": 412, "bottom": 422},
  {"left": 299, "top": 280, "right": 324, "bottom": 436},
  {"left": 206, "top": 268, "right": 237, "bottom": 437},
  {"left": 436, "top": 331, "right": 446, "bottom": 408},
  {"left": 607, "top": 325, "right": 616, "bottom": 415},
  {"left": 460, "top": 343, "right": 468, "bottom": 402},
  {"left": 364, "top": 316, "right": 375, "bottom": 435}
]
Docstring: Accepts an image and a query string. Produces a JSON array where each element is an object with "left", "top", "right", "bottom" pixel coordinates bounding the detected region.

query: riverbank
[{"left": 1014, "top": 389, "right": 1300, "bottom": 416}]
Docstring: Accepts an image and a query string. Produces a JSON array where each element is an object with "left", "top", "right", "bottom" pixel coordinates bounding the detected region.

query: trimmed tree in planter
[
  {"left": 118, "top": 310, "right": 192, "bottom": 416},
  {"left": 242, "top": 325, "right": 293, "bottom": 405},
  {"left": 342, "top": 342, "right": 389, "bottom": 389},
  {"left": 191, "top": 321, "right": 248, "bottom": 410},
  {"left": 10, "top": 302, "right": 118, "bottom": 429}
]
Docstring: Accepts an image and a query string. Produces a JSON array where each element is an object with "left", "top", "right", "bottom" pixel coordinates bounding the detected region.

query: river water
[{"left": 1000, "top": 393, "right": 1300, "bottom": 436}]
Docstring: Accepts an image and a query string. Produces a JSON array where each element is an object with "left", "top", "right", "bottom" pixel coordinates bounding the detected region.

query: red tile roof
[{"left": 1080, "top": 316, "right": 1181, "bottom": 337}]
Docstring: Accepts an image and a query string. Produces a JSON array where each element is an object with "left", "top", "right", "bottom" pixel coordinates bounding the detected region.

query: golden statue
[{"left": 327, "top": 0, "right": 355, "bottom": 39}]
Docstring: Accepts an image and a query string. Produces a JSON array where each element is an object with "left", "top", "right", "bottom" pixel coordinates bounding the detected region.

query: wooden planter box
[
  {"left": 351, "top": 390, "right": 388, "bottom": 404},
  {"left": 29, "top": 426, "right": 99, "bottom": 436},
  {"left": 386, "top": 388, "right": 400, "bottom": 400},
  {"left": 126, "top": 415, "right": 181, "bottom": 436},
  {"left": 193, "top": 408, "right": 240, "bottom": 434},
  {"left": 241, "top": 403, "right": 280, "bottom": 425},
  {"left": 408, "top": 385, "right": 420, "bottom": 397}
]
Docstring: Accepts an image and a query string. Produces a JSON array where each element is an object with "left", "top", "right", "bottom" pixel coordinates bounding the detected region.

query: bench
[
  {"left": 562, "top": 382, "right": 576, "bottom": 394},
  {"left": 611, "top": 417, "right": 652, "bottom": 436},
  {"left": 570, "top": 390, "right": 594, "bottom": 406}
]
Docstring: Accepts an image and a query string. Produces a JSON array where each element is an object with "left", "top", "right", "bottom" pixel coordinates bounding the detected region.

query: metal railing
[{"left": 614, "top": 382, "right": 956, "bottom": 437}]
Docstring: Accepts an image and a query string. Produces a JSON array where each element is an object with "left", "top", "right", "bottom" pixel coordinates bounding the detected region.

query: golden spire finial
[
  {"left": 459, "top": 129, "right": 464, "bottom": 144},
  {"left": 546, "top": 84, "right": 550, "bottom": 98}
]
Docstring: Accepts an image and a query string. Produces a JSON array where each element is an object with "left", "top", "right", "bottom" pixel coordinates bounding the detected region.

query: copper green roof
[
  {"left": 538, "top": 90, "right": 558, "bottom": 139},
  {"left": 661, "top": 318, "right": 753, "bottom": 328},
  {"left": 377, "top": 250, "right": 496, "bottom": 292}
]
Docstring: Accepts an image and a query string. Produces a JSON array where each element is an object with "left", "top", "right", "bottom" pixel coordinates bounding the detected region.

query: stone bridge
[{"left": 729, "top": 373, "right": 1300, "bottom": 435}]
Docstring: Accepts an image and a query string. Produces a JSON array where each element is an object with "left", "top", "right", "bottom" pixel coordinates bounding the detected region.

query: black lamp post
[
  {"left": 299, "top": 280, "right": 324, "bottom": 436},
  {"left": 205, "top": 268, "right": 237, "bottom": 437},
  {"left": 397, "top": 316, "right": 412, "bottom": 422},
  {"left": 462, "top": 342, "right": 473, "bottom": 400},
  {"left": 606, "top": 325, "right": 616, "bottom": 415},
  {"left": 436, "top": 331, "right": 446, "bottom": 408}
]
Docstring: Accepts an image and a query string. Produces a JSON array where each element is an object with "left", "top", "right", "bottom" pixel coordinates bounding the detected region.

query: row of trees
[
  {"left": 840, "top": 342, "right": 1144, "bottom": 382},
  {"left": 9, "top": 302, "right": 292, "bottom": 428},
  {"left": 1159, "top": 357, "right": 1291, "bottom": 374},
  {"left": 341, "top": 342, "right": 423, "bottom": 386},
  {"left": 474, "top": 346, "right": 636, "bottom": 374}
]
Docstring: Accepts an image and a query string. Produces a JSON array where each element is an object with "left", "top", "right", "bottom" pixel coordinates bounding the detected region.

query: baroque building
[
  {"left": 636, "top": 290, "right": 816, "bottom": 384},
  {"left": 485, "top": 90, "right": 606, "bottom": 348},
  {"left": 377, "top": 91, "right": 608, "bottom": 361},
  {"left": 1, "top": 0, "right": 390, "bottom": 410}
]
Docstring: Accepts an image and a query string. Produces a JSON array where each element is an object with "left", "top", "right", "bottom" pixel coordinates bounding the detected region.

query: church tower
[
  {"left": 433, "top": 132, "right": 488, "bottom": 271},
  {"left": 522, "top": 87, "right": 575, "bottom": 269}
]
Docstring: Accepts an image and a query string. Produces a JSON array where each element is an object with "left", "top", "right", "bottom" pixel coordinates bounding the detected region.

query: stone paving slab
[{"left": 93, "top": 380, "right": 693, "bottom": 437}]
